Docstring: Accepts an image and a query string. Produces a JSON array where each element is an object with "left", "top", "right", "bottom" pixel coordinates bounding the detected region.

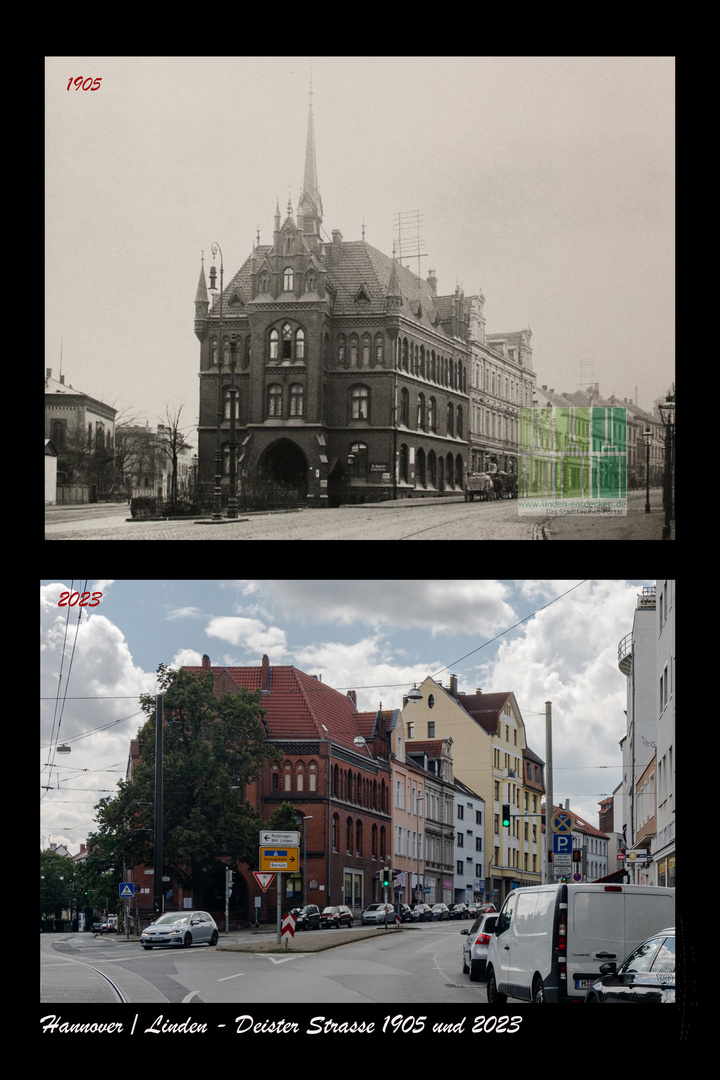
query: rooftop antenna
[{"left": 393, "top": 210, "right": 427, "bottom": 279}]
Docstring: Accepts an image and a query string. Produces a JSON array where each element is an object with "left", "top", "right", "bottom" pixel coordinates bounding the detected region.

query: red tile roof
[{"left": 183, "top": 663, "right": 377, "bottom": 758}]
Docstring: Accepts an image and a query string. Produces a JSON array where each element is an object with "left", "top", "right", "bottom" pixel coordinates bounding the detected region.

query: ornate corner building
[{"left": 194, "top": 93, "right": 483, "bottom": 507}]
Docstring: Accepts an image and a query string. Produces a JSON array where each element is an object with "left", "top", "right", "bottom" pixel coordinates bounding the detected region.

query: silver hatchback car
[{"left": 141, "top": 910, "right": 219, "bottom": 949}]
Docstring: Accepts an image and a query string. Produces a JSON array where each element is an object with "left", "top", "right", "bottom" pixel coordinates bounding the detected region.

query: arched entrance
[{"left": 257, "top": 439, "right": 308, "bottom": 501}]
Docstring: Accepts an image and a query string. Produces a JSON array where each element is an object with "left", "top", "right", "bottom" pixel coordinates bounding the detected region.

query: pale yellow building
[{"left": 402, "top": 675, "right": 544, "bottom": 906}]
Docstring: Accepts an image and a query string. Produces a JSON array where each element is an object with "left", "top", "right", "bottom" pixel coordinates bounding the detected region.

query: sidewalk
[{"left": 539, "top": 489, "right": 674, "bottom": 541}]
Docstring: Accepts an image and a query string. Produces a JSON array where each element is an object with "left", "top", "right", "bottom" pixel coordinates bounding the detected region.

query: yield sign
[{"left": 253, "top": 871, "right": 276, "bottom": 893}]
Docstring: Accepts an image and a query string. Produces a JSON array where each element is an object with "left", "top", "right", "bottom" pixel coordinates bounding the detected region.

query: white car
[
  {"left": 141, "top": 911, "right": 219, "bottom": 949},
  {"left": 361, "top": 903, "right": 394, "bottom": 924},
  {"left": 461, "top": 912, "right": 498, "bottom": 981}
]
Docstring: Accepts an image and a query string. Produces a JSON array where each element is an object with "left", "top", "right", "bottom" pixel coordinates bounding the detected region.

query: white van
[{"left": 486, "top": 883, "right": 675, "bottom": 1003}]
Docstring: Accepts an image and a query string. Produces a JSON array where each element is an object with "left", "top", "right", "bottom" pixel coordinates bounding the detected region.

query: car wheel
[
  {"left": 348, "top": 920, "right": 353, "bottom": 928},
  {"left": 469, "top": 959, "right": 483, "bottom": 983},
  {"left": 532, "top": 976, "right": 545, "bottom": 1003},
  {"left": 210, "top": 930, "right": 218, "bottom": 946},
  {"left": 302, "top": 922, "right": 309, "bottom": 930},
  {"left": 486, "top": 967, "right": 507, "bottom": 1004},
  {"left": 183, "top": 932, "right": 192, "bottom": 947},
  {"left": 586, "top": 993, "right": 599, "bottom": 1003},
  {"left": 462, "top": 956, "right": 470, "bottom": 975}
]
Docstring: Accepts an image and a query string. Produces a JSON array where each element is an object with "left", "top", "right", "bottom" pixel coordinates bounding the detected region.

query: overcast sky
[
  {"left": 40, "top": 579, "right": 654, "bottom": 855},
  {"left": 45, "top": 56, "right": 674, "bottom": 439}
]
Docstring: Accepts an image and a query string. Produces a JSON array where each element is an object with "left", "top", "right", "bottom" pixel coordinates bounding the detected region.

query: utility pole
[
  {"left": 153, "top": 693, "right": 163, "bottom": 916},
  {"left": 545, "top": 701, "right": 553, "bottom": 884}
]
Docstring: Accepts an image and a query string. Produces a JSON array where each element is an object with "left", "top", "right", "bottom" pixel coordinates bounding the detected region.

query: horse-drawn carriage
[{"left": 464, "top": 471, "right": 518, "bottom": 501}]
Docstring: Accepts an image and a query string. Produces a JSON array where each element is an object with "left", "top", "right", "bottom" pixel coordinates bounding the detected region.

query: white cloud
[
  {"left": 226, "top": 579, "right": 518, "bottom": 636},
  {"left": 205, "top": 616, "right": 288, "bottom": 661}
]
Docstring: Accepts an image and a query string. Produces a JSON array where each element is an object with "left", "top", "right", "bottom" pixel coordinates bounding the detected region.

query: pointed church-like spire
[{"left": 297, "top": 74, "right": 323, "bottom": 247}]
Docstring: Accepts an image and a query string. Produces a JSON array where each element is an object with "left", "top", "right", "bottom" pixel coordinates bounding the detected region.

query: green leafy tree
[{"left": 89, "top": 665, "right": 283, "bottom": 907}]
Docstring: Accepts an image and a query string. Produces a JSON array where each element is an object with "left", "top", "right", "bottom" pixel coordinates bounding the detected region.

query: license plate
[{"left": 575, "top": 978, "right": 595, "bottom": 989}]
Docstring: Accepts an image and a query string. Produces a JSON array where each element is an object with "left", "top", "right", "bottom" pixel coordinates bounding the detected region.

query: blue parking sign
[{"left": 553, "top": 834, "right": 573, "bottom": 854}]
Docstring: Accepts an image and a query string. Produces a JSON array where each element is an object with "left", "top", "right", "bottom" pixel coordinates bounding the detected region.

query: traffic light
[
  {"left": 502, "top": 804, "right": 511, "bottom": 828},
  {"left": 572, "top": 848, "right": 581, "bottom": 862},
  {"left": 382, "top": 865, "right": 391, "bottom": 888},
  {"left": 226, "top": 867, "right": 235, "bottom": 898}
]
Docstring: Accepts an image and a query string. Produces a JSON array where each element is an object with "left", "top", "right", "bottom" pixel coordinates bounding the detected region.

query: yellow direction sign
[{"left": 260, "top": 846, "right": 300, "bottom": 872}]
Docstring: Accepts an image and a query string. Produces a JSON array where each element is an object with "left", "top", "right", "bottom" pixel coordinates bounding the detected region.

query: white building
[
  {"left": 616, "top": 582, "right": 675, "bottom": 886},
  {"left": 453, "top": 779, "right": 486, "bottom": 905}
]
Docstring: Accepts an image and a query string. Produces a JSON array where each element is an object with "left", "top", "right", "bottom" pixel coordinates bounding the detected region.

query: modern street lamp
[{"left": 302, "top": 816, "right": 313, "bottom": 906}]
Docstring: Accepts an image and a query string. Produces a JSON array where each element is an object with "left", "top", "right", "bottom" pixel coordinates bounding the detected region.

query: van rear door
[
  {"left": 566, "top": 885, "right": 626, "bottom": 997},
  {"left": 565, "top": 885, "right": 675, "bottom": 998}
]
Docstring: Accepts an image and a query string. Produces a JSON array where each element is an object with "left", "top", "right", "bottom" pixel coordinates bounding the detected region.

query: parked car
[
  {"left": 411, "top": 903, "right": 434, "bottom": 922},
  {"left": 449, "top": 903, "right": 470, "bottom": 919},
  {"left": 431, "top": 903, "right": 450, "bottom": 920},
  {"left": 362, "top": 903, "right": 394, "bottom": 924},
  {"left": 289, "top": 904, "right": 322, "bottom": 930},
  {"left": 319, "top": 905, "right": 354, "bottom": 929},
  {"left": 462, "top": 912, "right": 498, "bottom": 981},
  {"left": 141, "top": 910, "right": 219, "bottom": 950},
  {"left": 486, "top": 883, "right": 675, "bottom": 1004},
  {"left": 393, "top": 903, "right": 413, "bottom": 923},
  {"left": 585, "top": 928, "right": 675, "bottom": 1003}
]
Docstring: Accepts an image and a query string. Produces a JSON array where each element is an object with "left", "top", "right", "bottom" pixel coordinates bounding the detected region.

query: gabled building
[
  {"left": 194, "top": 92, "right": 475, "bottom": 506},
  {"left": 403, "top": 676, "right": 544, "bottom": 906},
  {"left": 183, "top": 655, "right": 393, "bottom": 921},
  {"left": 405, "top": 739, "right": 456, "bottom": 906}
]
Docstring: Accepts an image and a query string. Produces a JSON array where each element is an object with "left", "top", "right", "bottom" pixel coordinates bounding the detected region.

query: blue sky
[{"left": 40, "top": 579, "right": 653, "bottom": 854}]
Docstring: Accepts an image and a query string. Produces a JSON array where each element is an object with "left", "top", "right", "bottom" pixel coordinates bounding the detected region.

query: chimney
[
  {"left": 427, "top": 269, "right": 437, "bottom": 295},
  {"left": 476, "top": 688, "right": 483, "bottom": 695},
  {"left": 346, "top": 690, "right": 357, "bottom": 707},
  {"left": 450, "top": 674, "right": 458, "bottom": 697},
  {"left": 202, "top": 654, "right": 211, "bottom": 670},
  {"left": 261, "top": 654, "right": 269, "bottom": 693}
]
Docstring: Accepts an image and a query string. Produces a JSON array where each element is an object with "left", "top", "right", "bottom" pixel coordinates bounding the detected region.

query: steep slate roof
[
  {"left": 183, "top": 663, "right": 374, "bottom": 758},
  {"left": 209, "top": 239, "right": 459, "bottom": 342}
]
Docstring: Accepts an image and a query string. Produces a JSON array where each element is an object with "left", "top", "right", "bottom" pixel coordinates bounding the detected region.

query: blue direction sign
[{"left": 553, "top": 834, "right": 573, "bottom": 854}]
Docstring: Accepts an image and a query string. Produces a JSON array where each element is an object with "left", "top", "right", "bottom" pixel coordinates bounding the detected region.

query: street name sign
[{"left": 260, "top": 831, "right": 300, "bottom": 847}]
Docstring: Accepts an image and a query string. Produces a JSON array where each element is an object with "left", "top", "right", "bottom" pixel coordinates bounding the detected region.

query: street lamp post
[
  {"left": 658, "top": 393, "right": 675, "bottom": 540},
  {"left": 643, "top": 428, "right": 652, "bottom": 513},
  {"left": 227, "top": 334, "right": 238, "bottom": 518},
  {"left": 302, "top": 815, "right": 313, "bottom": 906}
]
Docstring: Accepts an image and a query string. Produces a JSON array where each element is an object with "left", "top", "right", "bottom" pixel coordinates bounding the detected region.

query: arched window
[
  {"left": 428, "top": 396, "right": 436, "bottom": 432},
  {"left": 295, "top": 328, "right": 305, "bottom": 359},
  {"left": 309, "top": 763, "right": 317, "bottom": 792},
  {"left": 447, "top": 402, "right": 454, "bottom": 437},
  {"left": 258, "top": 271, "right": 270, "bottom": 293},
  {"left": 374, "top": 334, "right": 384, "bottom": 366},
  {"left": 267, "top": 384, "right": 282, "bottom": 417},
  {"left": 283, "top": 267, "right": 294, "bottom": 291},
  {"left": 211, "top": 338, "right": 219, "bottom": 366},
  {"left": 362, "top": 334, "right": 371, "bottom": 366},
  {"left": 223, "top": 389, "right": 239, "bottom": 420},
  {"left": 401, "top": 387, "right": 409, "bottom": 426},
  {"left": 338, "top": 334, "right": 346, "bottom": 367},
  {"left": 297, "top": 764, "right": 304, "bottom": 792},
  {"left": 282, "top": 322, "right": 292, "bottom": 360},
  {"left": 269, "top": 329, "right": 278, "bottom": 360},
  {"left": 289, "top": 384, "right": 304, "bottom": 417},
  {"left": 456, "top": 405, "right": 463, "bottom": 438},
  {"left": 350, "top": 335, "right": 359, "bottom": 368},
  {"left": 350, "top": 441, "right": 368, "bottom": 476},
  {"left": 417, "top": 393, "right": 425, "bottom": 429},
  {"left": 351, "top": 385, "right": 369, "bottom": 420},
  {"left": 399, "top": 443, "right": 409, "bottom": 484}
]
